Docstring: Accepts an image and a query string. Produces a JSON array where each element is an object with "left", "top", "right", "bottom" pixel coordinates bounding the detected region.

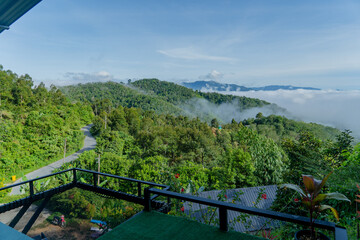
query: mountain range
[{"left": 182, "top": 80, "right": 321, "bottom": 92}]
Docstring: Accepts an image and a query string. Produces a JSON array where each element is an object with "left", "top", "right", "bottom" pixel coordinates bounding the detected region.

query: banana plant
[{"left": 281, "top": 172, "right": 350, "bottom": 239}]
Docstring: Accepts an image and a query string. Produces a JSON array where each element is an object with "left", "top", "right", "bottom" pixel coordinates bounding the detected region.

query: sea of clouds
[{"left": 204, "top": 89, "right": 360, "bottom": 139}]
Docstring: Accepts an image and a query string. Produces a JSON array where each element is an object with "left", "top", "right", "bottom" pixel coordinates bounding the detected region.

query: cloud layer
[{"left": 218, "top": 89, "right": 360, "bottom": 138}]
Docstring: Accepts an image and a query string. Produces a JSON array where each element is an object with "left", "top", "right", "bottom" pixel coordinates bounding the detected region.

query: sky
[{"left": 0, "top": 0, "right": 360, "bottom": 89}]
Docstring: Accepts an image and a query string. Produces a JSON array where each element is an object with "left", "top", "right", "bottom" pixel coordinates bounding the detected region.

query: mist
[
  {"left": 180, "top": 98, "right": 287, "bottom": 125},
  {"left": 212, "top": 89, "right": 360, "bottom": 139}
]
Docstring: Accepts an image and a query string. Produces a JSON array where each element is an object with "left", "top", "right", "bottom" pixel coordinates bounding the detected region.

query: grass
[
  {"left": 0, "top": 193, "right": 27, "bottom": 203},
  {"left": 99, "top": 211, "right": 264, "bottom": 240}
]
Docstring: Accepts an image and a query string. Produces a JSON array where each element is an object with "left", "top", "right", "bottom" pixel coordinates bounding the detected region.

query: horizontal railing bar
[
  {"left": 0, "top": 169, "right": 73, "bottom": 191},
  {"left": 148, "top": 188, "right": 336, "bottom": 231},
  {"left": 0, "top": 183, "right": 74, "bottom": 214},
  {"left": 0, "top": 168, "right": 168, "bottom": 193},
  {"left": 75, "top": 168, "right": 168, "bottom": 188}
]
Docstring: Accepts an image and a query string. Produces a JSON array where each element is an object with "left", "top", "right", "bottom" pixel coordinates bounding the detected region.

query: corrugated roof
[
  {"left": 0, "top": 0, "right": 42, "bottom": 34},
  {"left": 184, "top": 185, "right": 280, "bottom": 233}
]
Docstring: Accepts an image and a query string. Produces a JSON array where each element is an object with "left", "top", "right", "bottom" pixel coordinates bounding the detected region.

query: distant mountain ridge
[{"left": 182, "top": 80, "right": 321, "bottom": 91}]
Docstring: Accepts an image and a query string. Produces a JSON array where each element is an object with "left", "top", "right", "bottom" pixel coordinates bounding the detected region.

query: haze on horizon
[{"left": 0, "top": 0, "right": 359, "bottom": 90}]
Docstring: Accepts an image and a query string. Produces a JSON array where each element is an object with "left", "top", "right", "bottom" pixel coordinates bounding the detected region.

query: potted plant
[{"left": 281, "top": 172, "right": 350, "bottom": 240}]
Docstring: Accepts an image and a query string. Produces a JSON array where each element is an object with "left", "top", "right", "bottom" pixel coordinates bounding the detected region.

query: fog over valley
[{"left": 205, "top": 89, "right": 360, "bottom": 138}]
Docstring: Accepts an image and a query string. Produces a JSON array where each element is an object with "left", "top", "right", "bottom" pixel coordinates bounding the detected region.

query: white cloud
[
  {"left": 199, "top": 70, "right": 223, "bottom": 81},
  {"left": 157, "top": 47, "right": 235, "bottom": 62},
  {"left": 64, "top": 71, "right": 114, "bottom": 84}
]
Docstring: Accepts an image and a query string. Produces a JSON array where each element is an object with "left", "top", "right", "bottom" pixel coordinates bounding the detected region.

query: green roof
[
  {"left": 99, "top": 211, "right": 264, "bottom": 240},
  {"left": 0, "top": 222, "right": 33, "bottom": 240},
  {"left": 0, "top": 0, "right": 42, "bottom": 33}
]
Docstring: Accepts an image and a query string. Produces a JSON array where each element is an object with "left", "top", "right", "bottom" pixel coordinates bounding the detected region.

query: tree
[{"left": 210, "top": 118, "right": 219, "bottom": 128}]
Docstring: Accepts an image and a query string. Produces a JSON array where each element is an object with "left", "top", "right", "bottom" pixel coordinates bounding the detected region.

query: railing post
[
  {"left": 137, "top": 182, "right": 141, "bottom": 197},
  {"left": 29, "top": 181, "right": 34, "bottom": 197},
  {"left": 167, "top": 196, "right": 171, "bottom": 212},
  {"left": 144, "top": 188, "right": 151, "bottom": 212},
  {"left": 72, "top": 169, "right": 77, "bottom": 185},
  {"left": 335, "top": 226, "right": 348, "bottom": 240},
  {"left": 93, "top": 172, "right": 97, "bottom": 187},
  {"left": 219, "top": 207, "right": 228, "bottom": 232}
]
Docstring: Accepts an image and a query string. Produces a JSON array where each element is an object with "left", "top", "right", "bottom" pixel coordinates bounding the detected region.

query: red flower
[
  {"left": 175, "top": 173, "right": 179, "bottom": 179},
  {"left": 224, "top": 194, "right": 227, "bottom": 199},
  {"left": 181, "top": 188, "right": 184, "bottom": 193},
  {"left": 261, "top": 193, "right": 267, "bottom": 200},
  {"left": 181, "top": 206, "right": 184, "bottom": 212},
  {"left": 294, "top": 198, "right": 299, "bottom": 203}
]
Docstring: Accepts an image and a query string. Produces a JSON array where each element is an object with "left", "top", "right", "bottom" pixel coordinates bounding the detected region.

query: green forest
[
  {"left": 0, "top": 66, "right": 93, "bottom": 179},
  {"left": 60, "top": 79, "right": 284, "bottom": 124},
  {"left": 1, "top": 67, "right": 359, "bottom": 238}
]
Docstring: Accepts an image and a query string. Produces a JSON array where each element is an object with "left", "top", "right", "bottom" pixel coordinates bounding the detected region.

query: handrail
[
  {"left": 144, "top": 188, "right": 348, "bottom": 239},
  {"left": 1, "top": 168, "right": 73, "bottom": 191},
  {"left": 75, "top": 168, "right": 168, "bottom": 188}
]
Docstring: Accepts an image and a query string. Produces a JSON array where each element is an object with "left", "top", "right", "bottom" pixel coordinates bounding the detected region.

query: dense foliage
[
  {"left": 0, "top": 66, "right": 93, "bottom": 180},
  {"left": 242, "top": 114, "right": 341, "bottom": 142},
  {"left": 60, "top": 79, "right": 282, "bottom": 124},
  {"left": 70, "top": 107, "right": 288, "bottom": 191}
]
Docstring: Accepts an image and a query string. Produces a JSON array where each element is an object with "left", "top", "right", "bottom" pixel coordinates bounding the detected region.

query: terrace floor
[{"left": 99, "top": 211, "right": 263, "bottom": 240}]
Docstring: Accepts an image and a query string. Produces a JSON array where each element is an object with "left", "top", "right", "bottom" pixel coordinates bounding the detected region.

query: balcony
[{"left": 0, "top": 168, "right": 348, "bottom": 239}]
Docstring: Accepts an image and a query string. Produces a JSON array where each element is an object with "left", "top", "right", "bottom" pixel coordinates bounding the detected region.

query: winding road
[
  {"left": 0, "top": 124, "right": 96, "bottom": 230},
  {"left": 10, "top": 124, "right": 97, "bottom": 195}
]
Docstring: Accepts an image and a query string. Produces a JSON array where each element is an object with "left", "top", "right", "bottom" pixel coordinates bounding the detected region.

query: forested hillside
[
  {"left": 0, "top": 66, "right": 93, "bottom": 180},
  {"left": 242, "top": 114, "right": 341, "bottom": 142},
  {"left": 76, "top": 109, "right": 288, "bottom": 190},
  {"left": 60, "top": 81, "right": 185, "bottom": 116},
  {"left": 69, "top": 104, "right": 353, "bottom": 191},
  {"left": 131, "top": 78, "right": 269, "bottom": 109},
  {"left": 61, "top": 79, "right": 286, "bottom": 124}
]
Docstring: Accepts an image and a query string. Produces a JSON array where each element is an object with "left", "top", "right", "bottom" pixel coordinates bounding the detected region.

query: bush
[{"left": 47, "top": 189, "right": 95, "bottom": 219}]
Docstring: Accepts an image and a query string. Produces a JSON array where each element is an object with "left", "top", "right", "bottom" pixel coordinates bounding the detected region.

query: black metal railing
[
  {"left": 0, "top": 168, "right": 169, "bottom": 213},
  {"left": 144, "top": 188, "right": 348, "bottom": 240},
  {"left": 0, "top": 169, "right": 348, "bottom": 239}
]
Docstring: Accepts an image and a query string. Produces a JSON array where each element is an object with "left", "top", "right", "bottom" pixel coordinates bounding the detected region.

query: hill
[
  {"left": 242, "top": 114, "right": 341, "bottom": 142},
  {"left": 60, "top": 79, "right": 284, "bottom": 123},
  {"left": 182, "top": 80, "right": 320, "bottom": 91}
]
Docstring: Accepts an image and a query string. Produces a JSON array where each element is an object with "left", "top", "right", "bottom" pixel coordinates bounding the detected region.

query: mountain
[
  {"left": 182, "top": 80, "right": 321, "bottom": 92},
  {"left": 60, "top": 79, "right": 286, "bottom": 123}
]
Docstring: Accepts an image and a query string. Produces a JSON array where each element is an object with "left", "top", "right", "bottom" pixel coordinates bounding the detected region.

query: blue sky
[{"left": 0, "top": 0, "right": 359, "bottom": 89}]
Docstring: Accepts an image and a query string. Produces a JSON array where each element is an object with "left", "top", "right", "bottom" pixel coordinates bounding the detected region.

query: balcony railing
[{"left": 0, "top": 168, "right": 348, "bottom": 239}]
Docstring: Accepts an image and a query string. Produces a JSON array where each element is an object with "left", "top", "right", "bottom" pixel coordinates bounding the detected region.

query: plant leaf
[
  {"left": 316, "top": 172, "right": 332, "bottom": 195},
  {"left": 319, "top": 204, "right": 339, "bottom": 221},
  {"left": 324, "top": 192, "right": 350, "bottom": 202},
  {"left": 99, "top": 180, "right": 108, "bottom": 187},
  {"left": 302, "top": 175, "right": 315, "bottom": 194},
  {"left": 313, "top": 194, "right": 327, "bottom": 205},
  {"left": 280, "top": 184, "right": 306, "bottom": 197},
  {"left": 355, "top": 199, "right": 360, "bottom": 203}
]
